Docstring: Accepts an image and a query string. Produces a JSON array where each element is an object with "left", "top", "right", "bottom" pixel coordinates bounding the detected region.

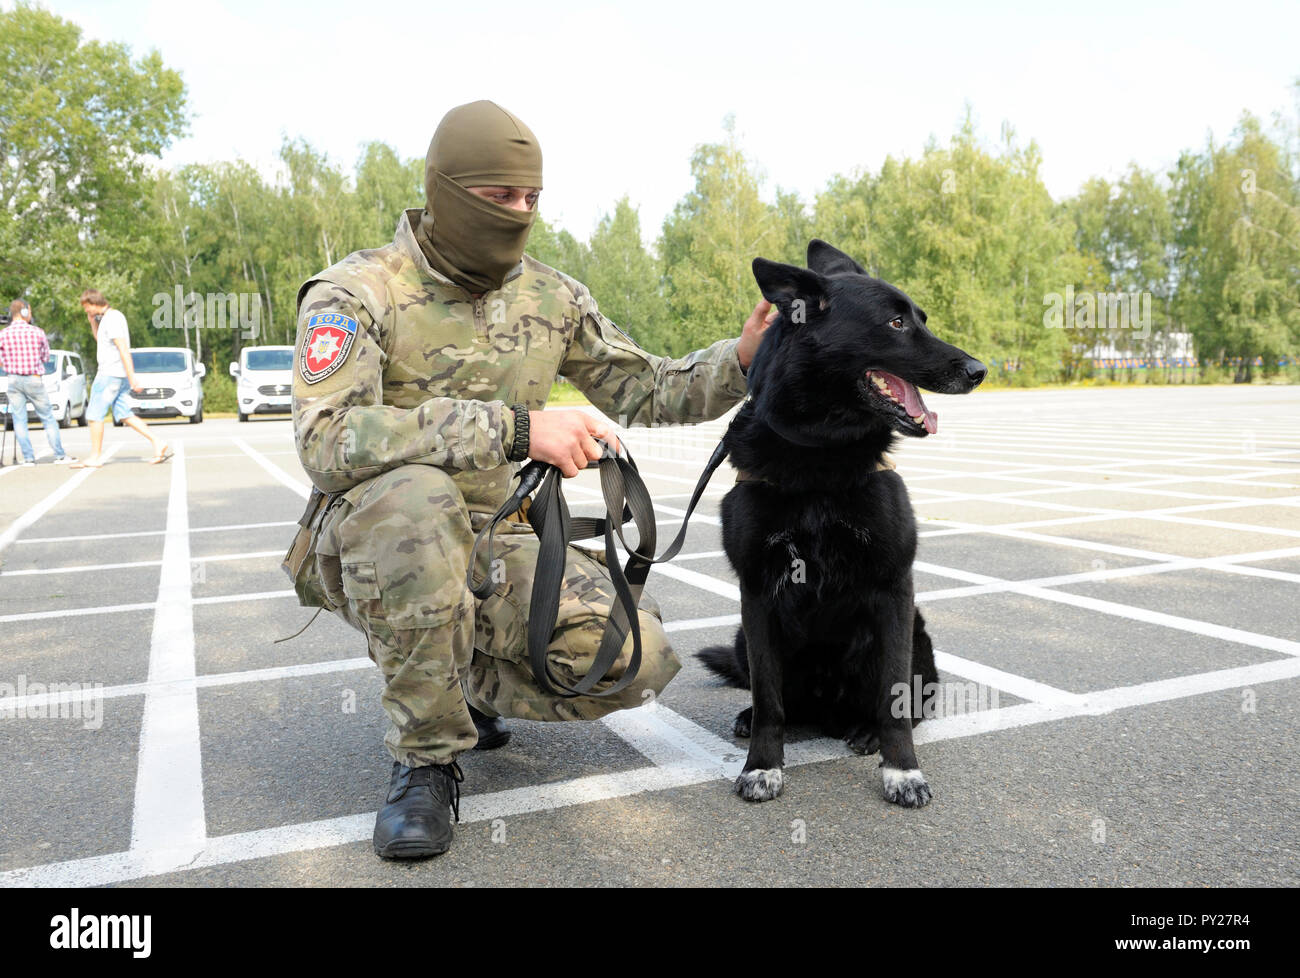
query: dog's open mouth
[{"left": 864, "top": 369, "right": 938, "bottom": 434}]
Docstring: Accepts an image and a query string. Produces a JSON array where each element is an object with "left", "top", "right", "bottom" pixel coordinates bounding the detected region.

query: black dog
[{"left": 698, "top": 240, "right": 985, "bottom": 807}]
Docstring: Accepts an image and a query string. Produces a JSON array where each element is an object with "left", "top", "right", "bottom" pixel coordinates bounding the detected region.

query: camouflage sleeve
[
  {"left": 292, "top": 281, "right": 515, "bottom": 494},
  {"left": 558, "top": 283, "right": 749, "bottom": 426}
]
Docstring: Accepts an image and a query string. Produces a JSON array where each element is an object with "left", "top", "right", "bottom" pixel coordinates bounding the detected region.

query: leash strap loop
[{"left": 467, "top": 437, "right": 730, "bottom": 698}]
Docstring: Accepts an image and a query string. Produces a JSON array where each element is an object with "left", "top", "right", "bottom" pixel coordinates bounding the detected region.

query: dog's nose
[{"left": 964, "top": 360, "right": 987, "bottom": 387}]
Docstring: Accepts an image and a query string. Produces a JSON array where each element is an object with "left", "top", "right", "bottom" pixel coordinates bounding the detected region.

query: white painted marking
[
  {"left": 664, "top": 613, "right": 741, "bottom": 633},
  {"left": 916, "top": 546, "right": 1300, "bottom": 603},
  {"left": 1, "top": 550, "right": 283, "bottom": 577},
  {"left": 233, "top": 437, "right": 309, "bottom": 498},
  {"left": 191, "top": 589, "right": 296, "bottom": 607},
  {"left": 0, "top": 444, "right": 121, "bottom": 553},
  {"left": 129, "top": 443, "right": 206, "bottom": 874},
  {"left": 602, "top": 702, "right": 737, "bottom": 772},
  {"left": 0, "top": 763, "right": 711, "bottom": 887},
  {"left": 4, "top": 657, "right": 375, "bottom": 714},
  {"left": 916, "top": 555, "right": 1300, "bottom": 656},
  {"left": 6, "top": 621, "right": 1300, "bottom": 886},
  {"left": 0, "top": 589, "right": 297, "bottom": 624},
  {"left": 0, "top": 601, "right": 157, "bottom": 625},
  {"left": 933, "top": 650, "right": 1081, "bottom": 707},
  {"left": 2, "top": 611, "right": 753, "bottom": 714},
  {"left": 15, "top": 520, "right": 295, "bottom": 544},
  {"left": 649, "top": 562, "right": 740, "bottom": 600}
]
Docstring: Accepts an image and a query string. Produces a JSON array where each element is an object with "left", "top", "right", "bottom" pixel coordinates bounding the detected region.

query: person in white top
[{"left": 75, "top": 288, "right": 169, "bottom": 468}]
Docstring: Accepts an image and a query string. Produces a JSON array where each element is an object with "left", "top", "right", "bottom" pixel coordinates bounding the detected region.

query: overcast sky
[{"left": 22, "top": 0, "right": 1300, "bottom": 244}]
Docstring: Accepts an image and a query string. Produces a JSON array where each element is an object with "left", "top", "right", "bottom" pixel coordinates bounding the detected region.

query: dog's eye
[{"left": 888, "top": 317, "right": 904, "bottom": 330}]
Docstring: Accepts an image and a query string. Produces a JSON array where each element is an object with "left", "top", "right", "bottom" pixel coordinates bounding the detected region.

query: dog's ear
[
  {"left": 806, "top": 239, "right": 867, "bottom": 277},
  {"left": 752, "top": 258, "right": 828, "bottom": 317}
]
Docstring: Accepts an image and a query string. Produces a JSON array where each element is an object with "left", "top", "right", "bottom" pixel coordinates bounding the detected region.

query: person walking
[
  {"left": 0, "top": 300, "right": 74, "bottom": 466},
  {"left": 74, "top": 290, "right": 169, "bottom": 468}
]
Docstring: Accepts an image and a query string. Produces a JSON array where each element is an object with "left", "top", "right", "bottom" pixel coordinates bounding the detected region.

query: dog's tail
[{"left": 696, "top": 628, "right": 751, "bottom": 689}]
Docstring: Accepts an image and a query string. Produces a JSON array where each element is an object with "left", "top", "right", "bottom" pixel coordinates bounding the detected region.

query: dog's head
[{"left": 747, "top": 239, "right": 986, "bottom": 439}]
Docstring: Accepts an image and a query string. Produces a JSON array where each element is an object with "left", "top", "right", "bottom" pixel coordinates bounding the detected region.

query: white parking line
[
  {"left": 0, "top": 612, "right": 752, "bottom": 715},
  {"left": 0, "top": 445, "right": 122, "bottom": 553},
  {"left": 14, "top": 520, "right": 296, "bottom": 544},
  {"left": 1, "top": 551, "right": 284, "bottom": 577},
  {"left": 233, "top": 436, "right": 310, "bottom": 499},
  {"left": 7, "top": 653, "right": 1300, "bottom": 888},
  {"left": 4, "top": 397, "right": 1300, "bottom": 888},
  {"left": 129, "top": 443, "right": 207, "bottom": 875}
]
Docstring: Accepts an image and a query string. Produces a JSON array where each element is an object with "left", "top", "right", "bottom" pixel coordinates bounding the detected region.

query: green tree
[
  {"left": 814, "top": 117, "right": 1092, "bottom": 383},
  {"left": 0, "top": 1, "right": 187, "bottom": 353},
  {"left": 1171, "top": 113, "right": 1300, "bottom": 380},
  {"left": 355, "top": 142, "right": 422, "bottom": 247},
  {"left": 526, "top": 214, "right": 590, "bottom": 282},
  {"left": 1067, "top": 166, "right": 1174, "bottom": 378},
  {"left": 583, "top": 196, "right": 665, "bottom": 347},
  {"left": 659, "top": 123, "right": 782, "bottom": 356}
]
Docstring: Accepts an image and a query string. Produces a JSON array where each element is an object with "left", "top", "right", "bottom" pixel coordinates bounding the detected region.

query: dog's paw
[
  {"left": 733, "top": 706, "right": 752, "bottom": 738},
  {"left": 846, "top": 725, "right": 880, "bottom": 755},
  {"left": 734, "top": 767, "right": 784, "bottom": 802},
  {"left": 881, "top": 766, "right": 932, "bottom": 808}
]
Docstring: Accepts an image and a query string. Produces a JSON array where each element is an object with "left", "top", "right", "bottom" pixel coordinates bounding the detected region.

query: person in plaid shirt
[{"left": 0, "top": 300, "right": 71, "bottom": 465}]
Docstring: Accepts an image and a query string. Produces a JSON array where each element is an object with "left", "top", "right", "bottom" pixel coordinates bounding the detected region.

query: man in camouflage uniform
[{"left": 287, "top": 100, "right": 772, "bottom": 859}]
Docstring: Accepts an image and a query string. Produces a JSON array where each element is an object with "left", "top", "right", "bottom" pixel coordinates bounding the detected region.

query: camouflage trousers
[{"left": 313, "top": 463, "right": 680, "bottom": 767}]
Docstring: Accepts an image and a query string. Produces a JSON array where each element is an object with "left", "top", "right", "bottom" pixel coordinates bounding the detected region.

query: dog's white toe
[
  {"left": 881, "top": 766, "right": 932, "bottom": 807},
  {"left": 735, "top": 767, "right": 784, "bottom": 802}
]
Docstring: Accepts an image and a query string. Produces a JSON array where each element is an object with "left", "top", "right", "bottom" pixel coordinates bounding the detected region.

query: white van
[
  {"left": 0, "top": 349, "right": 89, "bottom": 429},
  {"left": 118, "top": 347, "right": 206, "bottom": 424},
  {"left": 230, "top": 345, "right": 293, "bottom": 422}
]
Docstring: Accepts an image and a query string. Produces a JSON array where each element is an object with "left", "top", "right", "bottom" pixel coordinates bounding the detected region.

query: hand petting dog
[{"left": 736, "top": 299, "right": 779, "bottom": 371}]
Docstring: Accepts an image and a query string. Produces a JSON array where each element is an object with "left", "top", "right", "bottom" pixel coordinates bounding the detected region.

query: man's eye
[{"left": 888, "top": 317, "right": 904, "bottom": 330}]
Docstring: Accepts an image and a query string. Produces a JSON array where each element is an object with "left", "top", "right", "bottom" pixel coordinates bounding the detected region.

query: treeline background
[{"left": 3, "top": 3, "right": 1298, "bottom": 411}]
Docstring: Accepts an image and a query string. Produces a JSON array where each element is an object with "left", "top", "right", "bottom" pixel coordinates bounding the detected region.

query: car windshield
[
  {"left": 133, "top": 352, "right": 190, "bottom": 373},
  {"left": 245, "top": 350, "right": 293, "bottom": 371}
]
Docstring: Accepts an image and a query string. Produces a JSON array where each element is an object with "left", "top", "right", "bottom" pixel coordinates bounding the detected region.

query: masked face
[{"left": 415, "top": 100, "right": 544, "bottom": 294}]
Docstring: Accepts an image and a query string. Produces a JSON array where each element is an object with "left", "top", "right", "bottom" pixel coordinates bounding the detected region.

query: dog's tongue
[{"left": 876, "top": 370, "right": 938, "bottom": 434}]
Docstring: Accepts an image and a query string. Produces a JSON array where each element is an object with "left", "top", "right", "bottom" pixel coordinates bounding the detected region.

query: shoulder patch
[{"left": 300, "top": 312, "right": 358, "bottom": 384}]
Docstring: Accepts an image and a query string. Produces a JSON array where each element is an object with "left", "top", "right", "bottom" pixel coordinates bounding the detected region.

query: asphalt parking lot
[{"left": 1, "top": 385, "right": 1297, "bottom": 887}]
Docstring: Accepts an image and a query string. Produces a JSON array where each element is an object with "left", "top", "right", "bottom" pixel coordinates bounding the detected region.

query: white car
[
  {"left": 0, "top": 349, "right": 89, "bottom": 429},
  {"left": 230, "top": 345, "right": 293, "bottom": 422},
  {"left": 116, "top": 347, "right": 206, "bottom": 424}
]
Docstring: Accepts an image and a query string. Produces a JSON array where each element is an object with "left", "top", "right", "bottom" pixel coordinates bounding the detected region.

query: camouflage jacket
[{"left": 292, "top": 208, "right": 749, "bottom": 512}]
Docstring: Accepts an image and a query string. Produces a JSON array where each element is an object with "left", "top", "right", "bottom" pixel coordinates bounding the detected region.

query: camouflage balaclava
[{"left": 415, "top": 100, "right": 543, "bottom": 294}]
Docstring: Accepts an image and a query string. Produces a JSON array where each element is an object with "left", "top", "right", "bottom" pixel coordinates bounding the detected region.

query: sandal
[{"left": 148, "top": 447, "right": 173, "bottom": 465}]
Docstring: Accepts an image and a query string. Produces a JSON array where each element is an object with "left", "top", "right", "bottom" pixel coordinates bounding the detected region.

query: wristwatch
[{"left": 507, "top": 404, "right": 530, "bottom": 462}]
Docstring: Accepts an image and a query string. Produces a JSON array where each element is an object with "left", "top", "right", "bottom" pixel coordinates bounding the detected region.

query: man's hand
[
  {"left": 526, "top": 409, "right": 620, "bottom": 478},
  {"left": 736, "top": 299, "right": 778, "bottom": 371},
  {"left": 113, "top": 338, "right": 140, "bottom": 392}
]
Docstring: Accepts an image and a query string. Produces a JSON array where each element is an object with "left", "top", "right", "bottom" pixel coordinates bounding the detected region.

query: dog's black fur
[{"left": 698, "top": 240, "right": 985, "bottom": 806}]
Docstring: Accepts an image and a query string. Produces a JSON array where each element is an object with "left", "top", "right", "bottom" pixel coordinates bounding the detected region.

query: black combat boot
[
  {"left": 373, "top": 760, "right": 463, "bottom": 859},
  {"left": 468, "top": 703, "right": 512, "bottom": 750}
]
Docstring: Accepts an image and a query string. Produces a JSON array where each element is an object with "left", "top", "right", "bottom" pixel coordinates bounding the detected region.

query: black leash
[{"left": 468, "top": 437, "right": 730, "bottom": 698}]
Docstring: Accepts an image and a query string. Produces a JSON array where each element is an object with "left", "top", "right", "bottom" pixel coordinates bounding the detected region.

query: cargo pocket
[
  {"left": 473, "top": 533, "right": 533, "bottom": 663},
  {"left": 283, "top": 488, "right": 338, "bottom": 610},
  {"left": 327, "top": 474, "right": 474, "bottom": 629},
  {"left": 314, "top": 483, "right": 370, "bottom": 613},
  {"left": 341, "top": 560, "right": 380, "bottom": 600}
]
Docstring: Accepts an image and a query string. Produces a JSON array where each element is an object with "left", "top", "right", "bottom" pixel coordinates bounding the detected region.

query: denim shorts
[{"left": 87, "top": 374, "right": 135, "bottom": 422}]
